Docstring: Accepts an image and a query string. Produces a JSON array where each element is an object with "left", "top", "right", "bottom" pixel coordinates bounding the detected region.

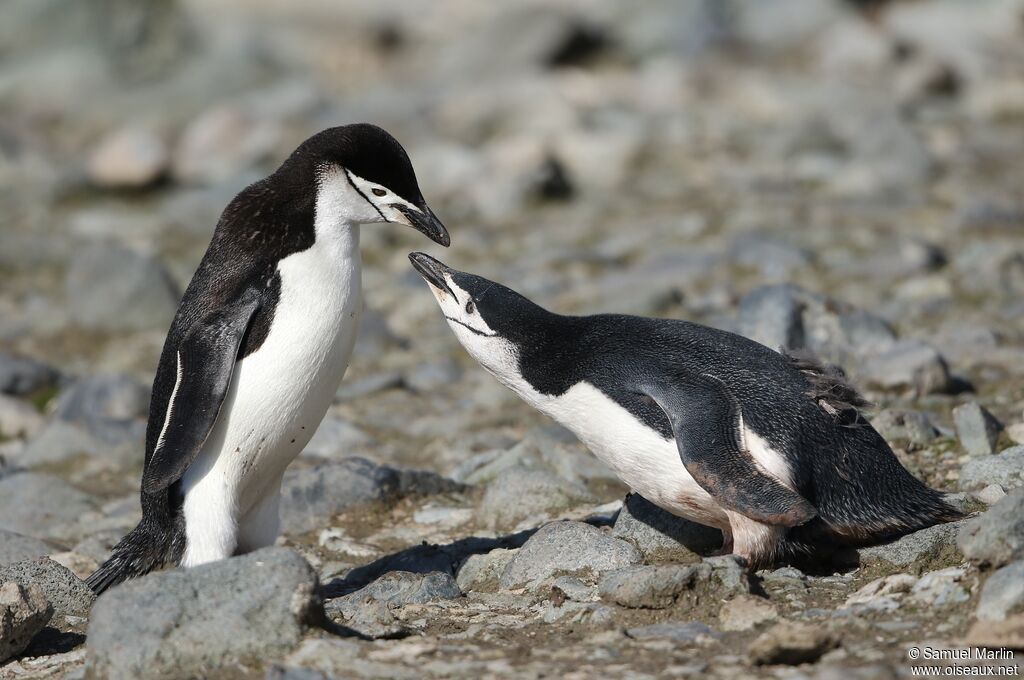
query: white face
[
  {"left": 314, "top": 164, "right": 423, "bottom": 229},
  {"left": 424, "top": 274, "right": 520, "bottom": 383}
]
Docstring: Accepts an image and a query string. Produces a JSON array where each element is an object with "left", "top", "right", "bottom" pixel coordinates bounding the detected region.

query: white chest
[
  {"left": 525, "top": 381, "right": 730, "bottom": 529},
  {"left": 187, "top": 228, "right": 362, "bottom": 511}
]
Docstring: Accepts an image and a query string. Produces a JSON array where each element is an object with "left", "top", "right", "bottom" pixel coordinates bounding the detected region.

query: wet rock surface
[{"left": 2, "top": 0, "right": 1024, "bottom": 677}]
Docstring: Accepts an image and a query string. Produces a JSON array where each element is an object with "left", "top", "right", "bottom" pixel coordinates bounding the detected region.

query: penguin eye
[
  {"left": 465, "top": 299, "right": 475, "bottom": 314},
  {"left": 371, "top": 188, "right": 387, "bottom": 197}
]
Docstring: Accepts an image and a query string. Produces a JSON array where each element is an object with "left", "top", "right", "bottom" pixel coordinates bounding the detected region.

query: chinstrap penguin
[
  {"left": 408, "top": 253, "right": 961, "bottom": 568},
  {"left": 86, "top": 125, "right": 449, "bottom": 593}
]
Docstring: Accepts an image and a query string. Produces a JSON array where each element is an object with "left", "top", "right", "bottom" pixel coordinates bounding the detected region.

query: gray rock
[
  {"left": 0, "top": 473, "right": 98, "bottom": 543},
  {"left": 857, "top": 519, "right": 968, "bottom": 571},
  {"left": 500, "top": 521, "right": 641, "bottom": 591},
  {"left": 975, "top": 484, "right": 1008, "bottom": 506},
  {"left": 0, "top": 531, "right": 59, "bottom": 567},
  {"left": 280, "top": 458, "right": 461, "bottom": 535},
  {"left": 0, "top": 558, "right": 94, "bottom": 618},
  {"left": 54, "top": 373, "right": 150, "bottom": 423},
  {"left": 953, "top": 401, "right": 1004, "bottom": 456},
  {"left": 87, "top": 125, "right": 168, "bottom": 189},
  {"left": 977, "top": 562, "right": 1024, "bottom": 621},
  {"left": 172, "top": 105, "right": 280, "bottom": 185},
  {"left": 404, "top": 357, "right": 462, "bottom": 392},
  {"left": 719, "top": 594, "right": 779, "bottom": 631},
  {"left": 0, "top": 352, "right": 58, "bottom": 397},
  {"left": 960, "top": 446, "right": 1024, "bottom": 491},
  {"left": 87, "top": 548, "right": 320, "bottom": 680},
  {"left": 456, "top": 549, "right": 517, "bottom": 593},
  {"left": 599, "top": 559, "right": 749, "bottom": 610},
  {"left": 871, "top": 409, "right": 939, "bottom": 446},
  {"left": 598, "top": 564, "right": 702, "bottom": 609},
  {"left": 329, "top": 570, "right": 460, "bottom": 611},
  {"left": 749, "top": 620, "right": 839, "bottom": 666},
  {"left": 0, "top": 582, "right": 53, "bottom": 663},
  {"left": 958, "top": 489, "right": 1024, "bottom": 568},
  {"left": 65, "top": 243, "right": 179, "bottom": 332},
  {"left": 737, "top": 284, "right": 805, "bottom": 350},
  {"left": 326, "top": 570, "right": 459, "bottom": 637},
  {"left": 266, "top": 667, "right": 332, "bottom": 680},
  {"left": 909, "top": 566, "right": 970, "bottom": 607},
  {"left": 18, "top": 418, "right": 143, "bottom": 471},
  {"left": 856, "top": 340, "right": 952, "bottom": 395},
  {"left": 479, "top": 467, "right": 595, "bottom": 529},
  {"left": 626, "top": 621, "right": 722, "bottom": 643},
  {"left": 0, "top": 395, "right": 45, "bottom": 439},
  {"left": 611, "top": 493, "right": 721, "bottom": 563},
  {"left": 301, "top": 417, "right": 374, "bottom": 460}
]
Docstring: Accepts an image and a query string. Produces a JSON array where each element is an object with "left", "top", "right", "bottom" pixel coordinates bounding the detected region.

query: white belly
[
  {"left": 533, "top": 382, "right": 730, "bottom": 530},
  {"left": 183, "top": 231, "right": 361, "bottom": 515}
]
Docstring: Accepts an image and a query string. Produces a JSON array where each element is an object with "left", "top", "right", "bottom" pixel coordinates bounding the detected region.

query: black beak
[
  {"left": 394, "top": 204, "right": 450, "bottom": 247},
  {"left": 408, "top": 252, "right": 455, "bottom": 297}
]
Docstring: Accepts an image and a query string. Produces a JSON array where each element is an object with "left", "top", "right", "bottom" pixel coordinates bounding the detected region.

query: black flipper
[
  {"left": 141, "top": 289, "right": 261, "bottom": 495},
  {"left": 638, "top": 373, "right": 817, "bottom": 527}
]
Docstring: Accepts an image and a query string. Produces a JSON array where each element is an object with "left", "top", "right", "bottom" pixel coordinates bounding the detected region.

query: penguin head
[
  {"left": 286, "top": 124, "right": 449, "bottom": 246},
  {"left": 409, "top": 252, "right": 549, "bottom": 378}
]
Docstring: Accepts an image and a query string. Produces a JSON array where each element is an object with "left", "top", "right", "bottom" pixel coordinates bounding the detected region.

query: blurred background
[
  {"left": 1, "top": 0, "right": 1024, "bottom": 490},
  {"left": 1, "top": 2, "right": 1024, "bottom": 674}
]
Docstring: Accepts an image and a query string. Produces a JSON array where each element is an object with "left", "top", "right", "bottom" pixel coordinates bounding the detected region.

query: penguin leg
[
  {"left": 236, "top": 475, "right": 283, "bottom": 554},
  {"left": 180, "top": 455, "right": 239, "bottom": 567},
  {"left": 725, "top": 510, "right": 785, "bottom": 569}
]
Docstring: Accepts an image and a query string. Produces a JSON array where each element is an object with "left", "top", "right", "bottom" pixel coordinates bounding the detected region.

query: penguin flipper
[
  {"left": 639, "top": 373, "right": 817, "bottom": 527},
  {"left": 142, "top": 289, "right": 261, "bottom": 495}
]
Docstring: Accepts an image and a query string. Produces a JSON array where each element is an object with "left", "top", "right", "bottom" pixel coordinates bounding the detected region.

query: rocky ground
[{"left": 2, "top": 0, "right": 1024, "bottom": 678}]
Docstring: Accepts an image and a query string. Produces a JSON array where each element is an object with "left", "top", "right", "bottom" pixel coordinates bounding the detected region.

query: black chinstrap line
[
  {"left": 343, "top": 169, "right": 387, "bottom": 222},
  {"left": 444, "top": 316, "right": 496, "bottom": 337}
]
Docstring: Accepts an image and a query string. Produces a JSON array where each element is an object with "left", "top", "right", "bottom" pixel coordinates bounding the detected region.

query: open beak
[
  {"left": 408, "top": 252, "right": 455, "bottom": 297},
  {"left": 394, "top": 204, "right": 450, "bottom": 247}
]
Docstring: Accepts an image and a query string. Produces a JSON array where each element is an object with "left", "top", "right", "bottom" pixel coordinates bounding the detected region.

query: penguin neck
[
  {"left": 478, "top": 312, "right": 582, "bottom": 402},
  {"left": 311, "top": 220, "right": 361, "bottom": 265}
]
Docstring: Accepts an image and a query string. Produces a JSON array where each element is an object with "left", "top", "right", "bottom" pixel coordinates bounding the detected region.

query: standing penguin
[
  {"left": 408, "top": 253, "right": 960, "bottom": 568},
  {"left": 87, "top": 125, "right": 449, "bottom": 593}
]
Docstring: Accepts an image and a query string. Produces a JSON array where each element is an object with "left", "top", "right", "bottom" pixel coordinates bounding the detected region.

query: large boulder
[{"left": 87, "top": 548, "right": 321, "bottom": 680}]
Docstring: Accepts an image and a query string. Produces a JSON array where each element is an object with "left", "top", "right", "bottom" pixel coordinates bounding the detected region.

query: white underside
[
  {"left": 180, "top": 228, "right": 362, "bottom": 567},
  {"left": 538, "top": 383, "right": 794, "bottom": 563}
]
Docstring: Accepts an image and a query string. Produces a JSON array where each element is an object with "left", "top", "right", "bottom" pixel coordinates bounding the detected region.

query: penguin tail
[
  {"left": 793, "top": 420, "right": 963, "bottom": 553},
  {"left": 86, "top": 510, "right": 185, "bottom": 595}
]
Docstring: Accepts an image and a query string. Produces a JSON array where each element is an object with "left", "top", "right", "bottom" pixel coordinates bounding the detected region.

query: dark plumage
[
  {"left": 87, "top": 125, "right": 447, "bottom": 594},
  {"left": 410, "top": 253, "right": 962, "bottom": 568}
]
